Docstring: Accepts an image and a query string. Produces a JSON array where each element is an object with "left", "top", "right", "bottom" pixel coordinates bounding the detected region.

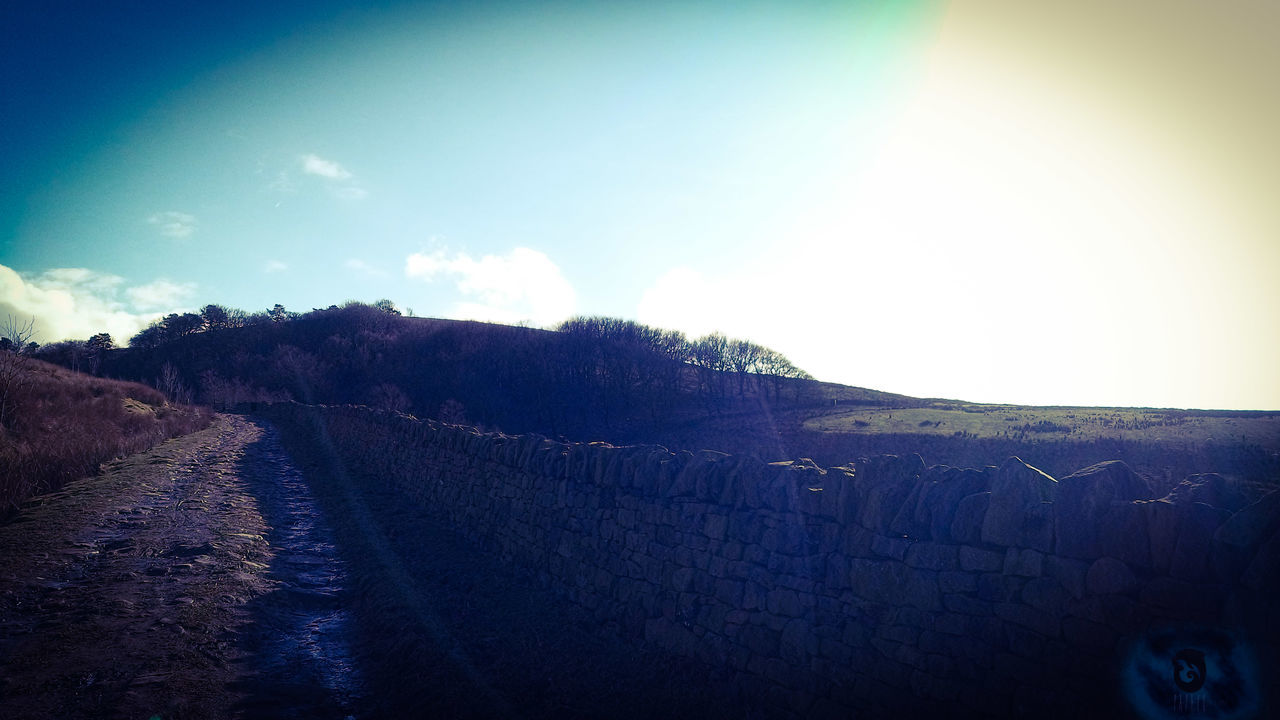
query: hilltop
[{"left": 40, "top": 302, "right": 826, "bottom": 440}]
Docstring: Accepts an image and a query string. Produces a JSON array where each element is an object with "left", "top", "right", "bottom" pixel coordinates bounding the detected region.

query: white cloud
[
  {"left": 0, "top": 264, "right": 195, "bottom": 345},
  {"left": 300, "top": 153, "right": 352, "bottom": 180},
  {"left": 333, "top": 186, "right": 368, "bottom": 200},
  {"left": 125, "top": 279, "right": 197, "bottom": 312},
  {"left": 344, "top": 258, "right": 385, "bottom": 277},
  {"left": 264, "top": 260, "right": 289, "bottom": 274},
  {"left": 148, "top": 211, "right": 197, "bottom": 238},
  {"left": 404, "top": 251, "right": 445, "bottom": 278},
  {"left": 405, "top": 247, "right": 576, "bottom": 327},
  {"left": 32, "top": 267, "right": 125, "bottom": 294},
  {"left": 297, "top": 154, "right": 366, "bottom": 198}
]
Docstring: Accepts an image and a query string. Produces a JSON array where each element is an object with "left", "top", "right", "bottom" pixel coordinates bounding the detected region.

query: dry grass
[
  {"left": 804, "top": 404, "right": 1280, "bottom": 447},
  {"left": 0, "top": 357, "right": 212, "bottom": 513},
  {"left": 788, "top": 402, "right": 1280, "bottom": 488}
]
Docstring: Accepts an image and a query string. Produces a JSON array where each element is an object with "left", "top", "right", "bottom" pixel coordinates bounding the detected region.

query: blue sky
[{"left": 3, "top": 1, "right": 1278, "bottom": 410}]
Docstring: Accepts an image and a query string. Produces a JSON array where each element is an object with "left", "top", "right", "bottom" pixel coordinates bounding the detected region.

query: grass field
[{"left": 804, "top": 403, "right": 1280, "bottom": 448}]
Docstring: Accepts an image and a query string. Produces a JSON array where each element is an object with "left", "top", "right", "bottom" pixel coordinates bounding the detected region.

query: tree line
[
  {"left": 128, "top": 303, "right": 305, "bottom": 349},
  {"left": 554, "top": 316, "right": 811, "bottom": 422},
  {"left": 24, "top": 301, "right": 817, "bottom": 442}
]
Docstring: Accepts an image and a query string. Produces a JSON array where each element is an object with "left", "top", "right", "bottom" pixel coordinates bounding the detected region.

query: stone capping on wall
[{"left": 251, "top": 402, "right": 1279, "bottom": 718}]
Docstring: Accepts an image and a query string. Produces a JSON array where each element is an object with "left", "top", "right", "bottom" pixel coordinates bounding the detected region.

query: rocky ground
[{"left": 0, "top": 415, "right": 758, "bottom": 719}]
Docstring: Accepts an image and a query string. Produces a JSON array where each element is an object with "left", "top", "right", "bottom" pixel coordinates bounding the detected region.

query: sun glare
[{"left": 762, "top": 31, "right": 1258, "bottom": 407}]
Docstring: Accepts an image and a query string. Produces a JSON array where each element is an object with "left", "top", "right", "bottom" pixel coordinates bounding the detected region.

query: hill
[
  {"left": 0, "top": 354, "right": 211, "bottom": 512},
  {"left": 32, "top": 301, "right": 1280, "bottom": 489},
  {"left": 51, "top": 302, "right": 827, "bottom": 440}
]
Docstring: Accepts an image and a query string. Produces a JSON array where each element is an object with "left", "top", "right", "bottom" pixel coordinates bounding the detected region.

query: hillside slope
[
  {"left": 39, "top": 303, "right": 1280, "bottom": 487},
  {"left": 0, "top": 356, "right": 211, "bottom": 512},
  {"left": 91, "top": 305, "right": 832, "bottom": 441}
]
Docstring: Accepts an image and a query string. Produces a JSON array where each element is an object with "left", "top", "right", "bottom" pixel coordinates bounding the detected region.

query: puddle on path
[{"left": 230, "top": 425, "right": 364, "bottom": 718}]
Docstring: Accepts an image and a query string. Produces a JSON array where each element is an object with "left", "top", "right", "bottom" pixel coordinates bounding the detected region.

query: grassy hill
[
  {"left": 0, "top": 356, "right": 211, "bottom": 513},
  {"left": 74, "top": 304, "right": 825, "bottom": 441},
  {"left": 35, "top": 301, "right": 1280, "bottom": 489}
]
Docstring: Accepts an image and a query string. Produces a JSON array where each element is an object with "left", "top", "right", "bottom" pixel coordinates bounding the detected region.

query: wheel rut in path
[{"left": 0, "top": 414, "right": 361, "bottom": 719}]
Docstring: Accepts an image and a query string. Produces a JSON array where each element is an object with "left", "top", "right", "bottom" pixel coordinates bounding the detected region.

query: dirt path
[{"left": 0, "top": 415, "right": 360, "bottom": 719}]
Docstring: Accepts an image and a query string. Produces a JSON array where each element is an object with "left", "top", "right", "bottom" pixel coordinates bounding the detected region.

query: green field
[{"left": 803, "top": 402, "right": 1280, "bottom": 449}]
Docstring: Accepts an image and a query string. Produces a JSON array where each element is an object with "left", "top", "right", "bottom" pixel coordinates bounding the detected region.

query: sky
[{"left": 2, "top": 0, "right": 1277, "bottom": 410}]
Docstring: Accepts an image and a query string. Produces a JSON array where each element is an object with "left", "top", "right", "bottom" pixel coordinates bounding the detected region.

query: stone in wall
[
  {"left": 982, "top": 457, "right": 1057, "bottom": 552},
  {"left": 1085, "top": 557, "right": 1137, "bottom": 595},
  {"left": 1240, "top": 523, "right": 1280, "bottom": 594},
  {"left": 1168, "top": 501, "right": 1232, "bottom": 582},
  {"left": 1053, "top": 461, "right": 1152, "bottom": 562},
  {"left": 951, "top": 492, "right": 990, "bottom": 545},
  {"left": 1215, "top": 489, "right": 1280, "bottom": 596},
  {"left": 1165, "top": 472, "right": 1266, "bottom": 512},
  {"left": 854, "top": 454, "right": 924, "bottom": 533},
  {"left": 908, "top": 467, "right": 990, "bottom": 543}
]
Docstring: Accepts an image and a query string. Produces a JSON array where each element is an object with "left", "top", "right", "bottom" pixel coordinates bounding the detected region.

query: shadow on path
[
  {"left": 229, "top": 423, "right": 363, "bottom": 719},
  {"left": 260, "top": 408, "right": 767, "bottom": 719}
]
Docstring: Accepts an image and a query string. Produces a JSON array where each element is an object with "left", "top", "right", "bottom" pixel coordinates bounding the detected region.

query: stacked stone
[{"left": 257, "top": 402, "right": 1279, "bottom": 719}]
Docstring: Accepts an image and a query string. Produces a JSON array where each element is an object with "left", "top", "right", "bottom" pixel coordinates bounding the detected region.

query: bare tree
[
  {"left": 0, "top": 315, "right": 36, "bottom": 428},
  {"left": 726, "top": 339, "right": 763, "bottom": 396},
  {"left": 692, "top": 332, "right": 730, "bottom": 405},
  {"left": 756, "top": 347, "right": 813, "bottom": 402},
  {"left": 273, "top": 345, "right": 325, "bottom": 403},
  {"left": 156, "top": 362, "right": 192, "bottom": 405},
  {"left": 200, "top": 370, "right": 244, "bottom": 410}
]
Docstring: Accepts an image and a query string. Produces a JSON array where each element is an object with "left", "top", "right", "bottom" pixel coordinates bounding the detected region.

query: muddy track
[
  {"left": 1, "top": 413, "right": 761, "bottom": 719},
  {"left": 0, "top": 415, "right": 358, "bottom": 719}
]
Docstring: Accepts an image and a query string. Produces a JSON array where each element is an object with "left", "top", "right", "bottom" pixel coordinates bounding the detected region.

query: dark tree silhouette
[
  {"left": 693, "top": 332, "right": 730, "bottom": 406},
  {"left": 268, "top": 304, "right": 295, "bottom": 323},
  {"left": 726, "top": 339, "right": 763, "bottom": 396},
  {"left": 0, "top": 315, "right": 36, "bottom": 427},
  {"left": 85, "top": 333, "right": 113, "bottom": 375},
  {"left": 200, "top": 304, "right": 230, "bottom": 331}
]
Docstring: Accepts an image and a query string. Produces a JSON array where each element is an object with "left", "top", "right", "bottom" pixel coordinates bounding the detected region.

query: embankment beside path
[{"left": 0, "top": 358, "right": 211, "bottom": 513}]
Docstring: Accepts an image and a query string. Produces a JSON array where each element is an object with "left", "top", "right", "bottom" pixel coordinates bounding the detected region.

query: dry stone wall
[{"left": 258, "top": 403, "right": 1279, "bottom": 718}]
